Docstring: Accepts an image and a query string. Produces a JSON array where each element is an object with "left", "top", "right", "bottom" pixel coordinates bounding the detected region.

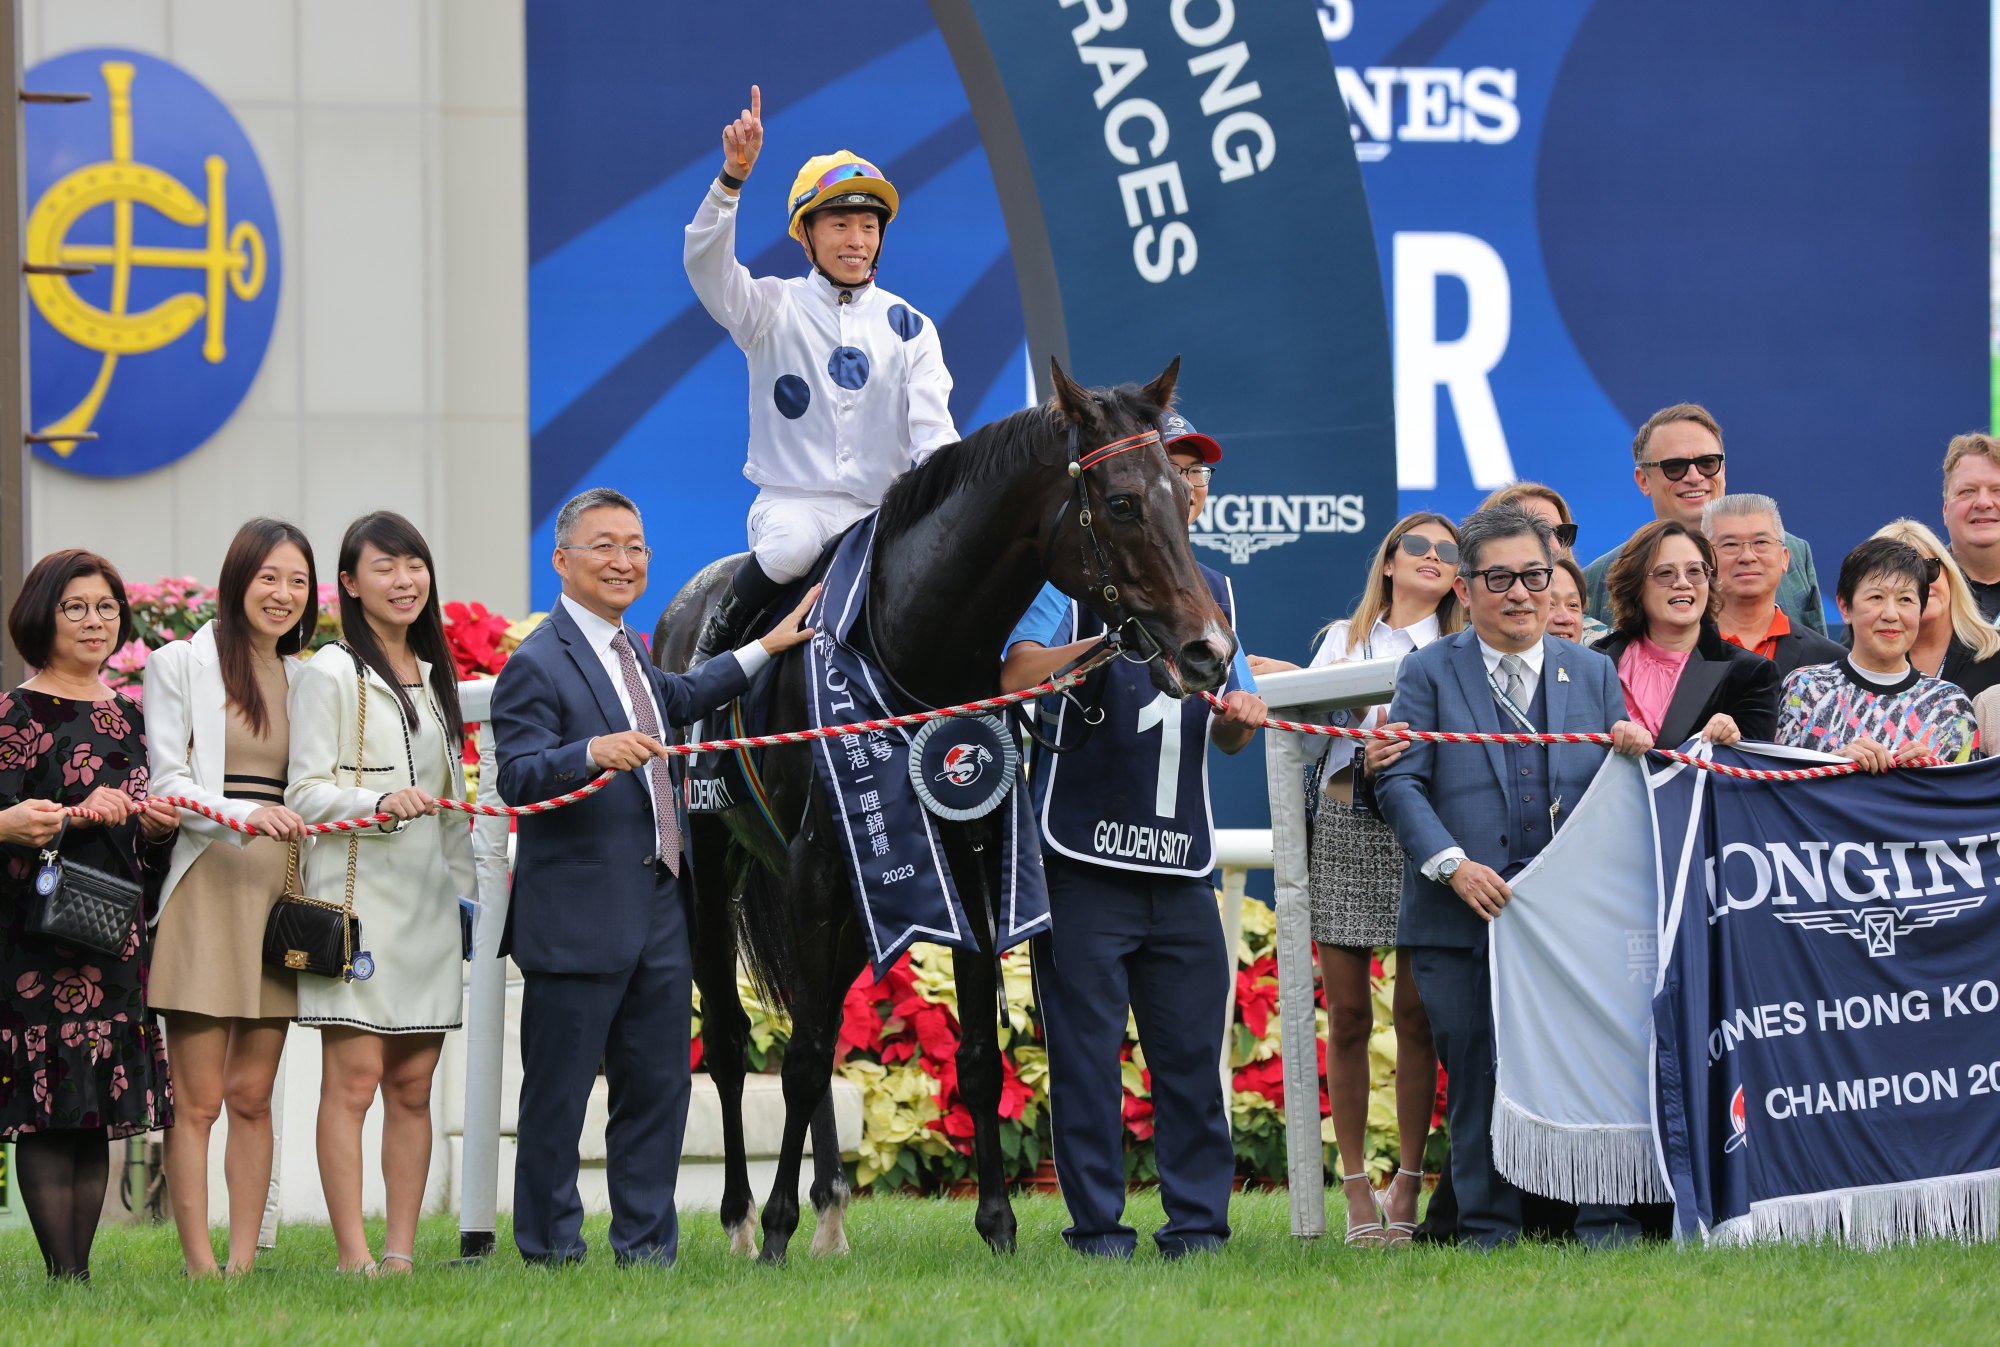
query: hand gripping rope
[{"left": 71, "top": 646, "right": 1125, "bottom": 834}]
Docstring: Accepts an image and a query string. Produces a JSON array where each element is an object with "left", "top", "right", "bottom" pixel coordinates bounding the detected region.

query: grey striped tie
[{"left": 1496, "top": 653, "right": 1527, "bottom": 711}]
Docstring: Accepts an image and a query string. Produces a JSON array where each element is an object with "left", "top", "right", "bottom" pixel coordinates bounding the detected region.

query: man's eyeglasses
[
  {"left": 56, "top": 599, "right": 122, "bottom": 624},
  {"left": 1173, "top": 465, "right": 1214, "bottom": 485},
  {"left": 561, "top": 543, "right": 653, "bottom": 562},
  {"left": 1637, "top": 453, "right": 1725, "bottom": 482},
  {"left": 1396, "top": 533, "right": 1461, "bottom": 566},
  {"left": 1551, "top": 522, "right": 1580, "bottom": 549},
  {"left": 1465, "top": 565, "right": 1554, "bottom": 594},
  {"left": 1712, "top": 536, "right": 1782, "bottom": 558},
  {"left": 1647, "top": 563, "right": 1714, "bottom": 588}
]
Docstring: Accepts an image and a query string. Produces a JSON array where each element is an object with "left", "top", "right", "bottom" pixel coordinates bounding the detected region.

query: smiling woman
[{"left": 1593, "top": 519, "right": 1778, "bottom": 749}]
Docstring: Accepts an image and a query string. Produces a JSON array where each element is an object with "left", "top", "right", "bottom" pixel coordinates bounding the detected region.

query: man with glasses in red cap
[
  {"left": 1580, "top": 403, "right": 1825, "bottom": 636},
  {"left": 684, "top": 86, "right": 958, "bottom": 665}
]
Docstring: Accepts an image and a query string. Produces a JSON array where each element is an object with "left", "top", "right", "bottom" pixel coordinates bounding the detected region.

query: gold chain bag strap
[{"left": 261, "top": 649, "right": 367, "bottom": 980}]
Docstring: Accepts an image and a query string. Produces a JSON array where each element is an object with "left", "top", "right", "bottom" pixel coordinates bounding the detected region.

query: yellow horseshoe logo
[{"left": 25, "top": 60, "right": 267, "bottom": 456}]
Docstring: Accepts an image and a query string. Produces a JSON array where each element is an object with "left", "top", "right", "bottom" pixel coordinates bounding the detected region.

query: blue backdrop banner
[{"left": 1651, "top": 747, "right": 2000, "bottom": 1245}]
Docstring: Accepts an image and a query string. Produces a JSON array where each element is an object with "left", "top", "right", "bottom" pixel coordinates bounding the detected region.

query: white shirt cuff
[
  {"left": 732, "top": 641, "right": 771, "bottom": 681},
  {"left": 709, "top": 178, "right": 739, "bottom": 206},
  {"left": 1420, "top": 846, "right": 1466, "bottom": 882}
]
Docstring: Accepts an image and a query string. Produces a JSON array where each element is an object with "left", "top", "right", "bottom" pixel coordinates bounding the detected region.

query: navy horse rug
[{"left": 805, "top": 515, "right": 1050, "bottom": 975}]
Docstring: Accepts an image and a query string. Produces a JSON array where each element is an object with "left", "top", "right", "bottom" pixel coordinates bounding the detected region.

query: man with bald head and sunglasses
[{"left": 1579, "top": 403, "right": 1826, "bottom": 637}]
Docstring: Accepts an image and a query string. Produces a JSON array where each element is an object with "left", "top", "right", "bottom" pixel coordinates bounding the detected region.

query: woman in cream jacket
[
  {"left": 147, "top": 519, "right": 316, "bottom": 1277},
  {"left": 286, "top": 512, "right": 473, "bottom": 1275}
]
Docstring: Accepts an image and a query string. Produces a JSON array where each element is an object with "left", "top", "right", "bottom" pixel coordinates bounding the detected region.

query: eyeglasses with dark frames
[
  {"left": 1466, "top": 565, "right": 1554, "bottom": 594},
  {"left": 560, "top": 543, "right": 654, "bottom": 562},
  {"left": 56, "top": 599, "right": 122, "bottom": 624},
  {"left": 1637, "top": 453, "right": 1725, "bottom": 482}
]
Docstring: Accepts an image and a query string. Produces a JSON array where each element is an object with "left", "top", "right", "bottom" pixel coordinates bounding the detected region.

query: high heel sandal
[
  {"left": 1382, "top": 1167, "right": 1425, "bottom": 1246},
  {"left": 1339, "top": 1171, "right": 1387, "bottom": 1247}
]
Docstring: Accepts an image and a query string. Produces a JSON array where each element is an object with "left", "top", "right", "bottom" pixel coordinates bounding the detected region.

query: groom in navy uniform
[
  {"left": 1374, "top": 503, "right": 1653, "bottom": 1249},
  {"left": 1000, "top": 414, "right": 1266, "bottom": 1258},
  {"left": 491, "top": 487, "right": 816, "bottom": 1267}
]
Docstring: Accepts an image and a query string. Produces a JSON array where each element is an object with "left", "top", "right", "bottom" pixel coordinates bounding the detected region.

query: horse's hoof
[
  {"left": 757, "top": 1239, "right": 789, "bottom": 1267},
  {"left": 975, "top": 1207, "right": 1018, "bottom": 1255},
  {"left": 727, "top": 1215, "right": 760, "bottom": 1258},
  {"left": 983, "top": 1227, "right": 1017, "bottom": 1256},
  {"left": 809, "top": 1211, "right": 850, "bottom": 1257}
]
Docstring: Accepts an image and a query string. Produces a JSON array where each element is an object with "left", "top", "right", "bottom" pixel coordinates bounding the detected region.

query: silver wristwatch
[{"left": 1437, "top": 856, "right": 1463, "bottom": 883}]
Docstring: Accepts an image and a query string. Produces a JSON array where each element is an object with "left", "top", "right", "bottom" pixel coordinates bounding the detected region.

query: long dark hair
[
  {"left": 215, "top": 518, "right": 318, "bottom": 736},
  {"left": 336, "top": 512, "right": 463, "bottom": 746}
]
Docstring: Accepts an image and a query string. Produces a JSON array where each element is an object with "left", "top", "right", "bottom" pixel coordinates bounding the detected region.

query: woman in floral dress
[{"left": 0, "top": 550, "right": 179, "bottom": 1280}]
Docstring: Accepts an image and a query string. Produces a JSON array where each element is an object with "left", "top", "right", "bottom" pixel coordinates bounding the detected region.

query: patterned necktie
[
  {"left": 609, "top": 629, "right": 680, "bottom": 876},
  {"left": 1496, "top": 653, "right": 1528, "bottom": 711}
]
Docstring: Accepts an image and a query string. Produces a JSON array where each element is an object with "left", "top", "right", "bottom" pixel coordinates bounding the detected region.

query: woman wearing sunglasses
[
  {"left": 1592, "top": 520, "right": 1780, "bottom": 747},
  {"left": 1870, "top": 519, "right": 2000, "bottom": 700},
  {"left": 1281, "top": 513, "right": 1463, "bottom": 1245},
  {"left": 1480, "top": 482, "right": 1604, "bottom": 643}
]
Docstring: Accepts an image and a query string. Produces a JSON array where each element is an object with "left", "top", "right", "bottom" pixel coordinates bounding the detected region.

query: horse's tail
[{"left": 732, "top": 849, "right": 796, "bottom": 1017}]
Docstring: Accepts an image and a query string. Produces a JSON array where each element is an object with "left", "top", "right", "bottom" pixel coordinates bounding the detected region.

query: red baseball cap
[{"left": 1162, "top": 411, "right": 1222, "bottom": 463}]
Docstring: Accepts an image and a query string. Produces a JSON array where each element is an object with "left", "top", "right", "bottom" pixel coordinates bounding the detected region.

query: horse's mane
[{"left": 874, "top": 384, "right": 1159, "bottom": 540}]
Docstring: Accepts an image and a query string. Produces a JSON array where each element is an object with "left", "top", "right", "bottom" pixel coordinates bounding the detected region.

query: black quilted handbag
[
  {"left": 27, "top": 819, "right": 142, "bottom": 957},
  {"left": 261, "top": 840, "right": 361, "bottom": 978}
]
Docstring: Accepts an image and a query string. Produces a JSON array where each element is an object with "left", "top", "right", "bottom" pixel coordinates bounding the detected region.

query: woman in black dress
[{"left": 0, "top": 550, "right": 179, "bottom": 1280}]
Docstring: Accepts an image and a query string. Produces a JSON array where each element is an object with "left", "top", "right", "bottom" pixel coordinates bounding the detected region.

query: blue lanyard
[{"left": 1485, "top": 669, "right": 1539, "bottom": 735}]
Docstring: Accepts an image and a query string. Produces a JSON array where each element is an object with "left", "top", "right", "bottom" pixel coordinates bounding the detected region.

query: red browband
[{"left": 1075, "top": 429, "right": 1161, "bottom": 472}]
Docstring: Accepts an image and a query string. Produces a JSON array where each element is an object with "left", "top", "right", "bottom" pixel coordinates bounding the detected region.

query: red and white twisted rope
[
  {"left": 1200, "top": 692, "right": 1938, "bottom": 782},
  {"left": 68, "top": 648, "right": 1122, "bottom": 835}
]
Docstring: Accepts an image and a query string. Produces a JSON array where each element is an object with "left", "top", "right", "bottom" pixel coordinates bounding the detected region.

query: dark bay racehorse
[{"left": 653, "top": 358, "right": 1235, "bottom": 1262}]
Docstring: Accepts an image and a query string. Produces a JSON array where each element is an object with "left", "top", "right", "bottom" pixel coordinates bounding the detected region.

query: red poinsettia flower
[
  {"left": 1232, "top": 1055, "right": 1285, "bottom": 1102},
  {"left": 997, "top": 1053, "right": 1032, "bottom": 1122},
  {"left": 690, "top": 1036, "right": 704, "bottom": 1071},
  {"left": 1235, "top": 956, "right": 1280, "bottom": 1040},
  {"left": 442, "top": 601, "right": 512, "bottom": 679},
  {"left": 1122, "top": 1088, "right": 1155, "bottom": 1140}
]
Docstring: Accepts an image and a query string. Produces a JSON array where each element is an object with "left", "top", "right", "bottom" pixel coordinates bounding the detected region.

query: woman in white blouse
[
  {"left": 286, "top": 512, "right": 474, "bottom": 1274},
  {"left": 1262, "top": 512, "right": 1463, "bottom": 1245}
]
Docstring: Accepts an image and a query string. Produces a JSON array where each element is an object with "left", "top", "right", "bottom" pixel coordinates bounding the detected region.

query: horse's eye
[{"left": 1106, "top": 496, "right": 1139, "bottom": 522}]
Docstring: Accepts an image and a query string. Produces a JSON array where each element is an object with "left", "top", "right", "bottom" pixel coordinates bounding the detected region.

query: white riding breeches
[{"left": 747, "top": 489, "right": 876, "bottom": 583}]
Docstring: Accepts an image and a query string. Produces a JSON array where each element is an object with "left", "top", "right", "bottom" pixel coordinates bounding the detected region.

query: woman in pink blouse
[{"left": 1591, "top": 520, "right": 1780, "bottom": 746}]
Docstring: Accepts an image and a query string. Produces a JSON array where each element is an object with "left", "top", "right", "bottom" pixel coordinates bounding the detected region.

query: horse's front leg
[
  {"left": 952, "top": 944, "right": 1018, "bottom": 1254},
  {"left": 807, "top": 1090, "right": 851, "bottom": 1256}
]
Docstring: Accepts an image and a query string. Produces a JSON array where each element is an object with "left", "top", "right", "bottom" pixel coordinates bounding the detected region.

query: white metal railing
[{"left": 1247, "top": 658, "right": 1401, "bottom": 1238}]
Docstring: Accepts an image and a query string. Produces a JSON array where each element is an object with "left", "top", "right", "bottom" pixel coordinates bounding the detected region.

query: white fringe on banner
[
  {"left": 1707, "top": 1167, "right": 2000, "bottom": 1248},
  {"left": 1492, "top": 1091, "right": 1673, "bottom": 1204}
]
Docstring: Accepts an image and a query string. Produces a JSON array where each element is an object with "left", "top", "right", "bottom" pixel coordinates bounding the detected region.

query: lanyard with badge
[{"left": 1487, "top": 664, "right": 1564, "bottom": 833}]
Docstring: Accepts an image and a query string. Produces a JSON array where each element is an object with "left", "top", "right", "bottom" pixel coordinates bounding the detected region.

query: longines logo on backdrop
[
  {"left": 1190, "top": 493, "right": 1368, "bottom": 564},
  {"left": 25, "top": 50, "right": 282, "bottom": 478}
]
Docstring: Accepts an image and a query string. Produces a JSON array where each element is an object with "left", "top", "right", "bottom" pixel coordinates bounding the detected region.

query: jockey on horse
[{"left": 683, "top": 84, "right": 959, "bottom": 667}]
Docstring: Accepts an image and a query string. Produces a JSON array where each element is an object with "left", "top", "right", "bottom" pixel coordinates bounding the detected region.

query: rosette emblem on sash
[{"left": 909, "top": 715, "right": 1018, "bottom": 821}]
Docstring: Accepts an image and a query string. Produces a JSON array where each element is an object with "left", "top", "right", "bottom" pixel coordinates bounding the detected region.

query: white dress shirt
[
  {"left": 684, "top": 182, "right": 958, "bottom": 507},
  {"left": 1308, "top": 612, "right": 1441, "bottom": 781},
  {"left": 1420, "top": 636, "right": 1547, "bottom": 883},
  {"left": 562, "top": 594, "right": 772, "bottom": 815}
]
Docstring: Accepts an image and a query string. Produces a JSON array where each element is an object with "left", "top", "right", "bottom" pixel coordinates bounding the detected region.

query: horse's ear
[
  {"left": 1141, "top": 355, "right": 1181, "bottom": 414},
  {"left": 1049, "top": 357, "right": 1090, "bottom": 424}
]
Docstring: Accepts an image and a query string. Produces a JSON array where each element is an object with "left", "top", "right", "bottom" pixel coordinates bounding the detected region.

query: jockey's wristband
[{"left": 718, "top": 168, "right": 745, "bottom": 190}]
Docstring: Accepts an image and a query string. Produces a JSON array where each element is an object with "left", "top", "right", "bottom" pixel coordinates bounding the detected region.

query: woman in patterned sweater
[{"left": 1775, "top": 538, "right": 1978, "bottom": 768}]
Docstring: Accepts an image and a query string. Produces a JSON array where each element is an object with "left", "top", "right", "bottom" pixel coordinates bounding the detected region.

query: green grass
[{"left": 0, "top": 1192, "right": 1994, "bottom": 1346}]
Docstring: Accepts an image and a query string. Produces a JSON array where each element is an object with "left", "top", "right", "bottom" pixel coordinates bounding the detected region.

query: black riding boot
[{"left": 692, "top": 557, "right": 784, "bottom": 668}]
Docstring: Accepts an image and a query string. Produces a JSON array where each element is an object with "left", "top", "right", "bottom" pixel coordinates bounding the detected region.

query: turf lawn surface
[{"left": 0, "top": 1190, "right": 1991, "bottom": 1346}]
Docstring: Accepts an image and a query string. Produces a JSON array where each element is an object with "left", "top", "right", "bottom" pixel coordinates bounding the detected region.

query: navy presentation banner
[{"left": 1652, "top": 750, "right": 2000, "bottom": 1244}]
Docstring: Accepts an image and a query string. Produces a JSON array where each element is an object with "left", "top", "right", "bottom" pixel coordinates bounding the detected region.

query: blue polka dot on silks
[
  {"left": 827, "top": 346, "right": 871, "bottom": 391},
  {"left": 886, "top": 303, "right": 924, "bottom": 341},
  {"left": 773, "top": 374, "right": 811, "bottom": 419}
]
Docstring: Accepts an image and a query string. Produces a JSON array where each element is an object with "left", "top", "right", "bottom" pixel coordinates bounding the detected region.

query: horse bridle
[{"left": 1053, "top": 423, "right": 1171, "bottom": 667}]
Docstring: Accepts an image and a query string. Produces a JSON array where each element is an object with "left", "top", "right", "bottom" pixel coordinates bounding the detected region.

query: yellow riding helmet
[{"left": 786, "top": 151, "right": 899, "bottom": 242}]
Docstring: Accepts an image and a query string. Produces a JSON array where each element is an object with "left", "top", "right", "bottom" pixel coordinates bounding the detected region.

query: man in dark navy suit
[{"left": 492, "top": 487, "right": 816, "bottom": 1268}]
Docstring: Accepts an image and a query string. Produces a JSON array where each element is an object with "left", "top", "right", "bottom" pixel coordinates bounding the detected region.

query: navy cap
[{"left": 1162, "top": 411, "right": 1222, "bottom": 464}]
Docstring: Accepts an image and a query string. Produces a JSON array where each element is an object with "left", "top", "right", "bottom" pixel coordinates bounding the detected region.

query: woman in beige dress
[
  {"left": 148, "top": 520, "right": 319, "bottom": 1278},
  {"left": 287, "top": 512, "right": 473, "bottom": 1275}
]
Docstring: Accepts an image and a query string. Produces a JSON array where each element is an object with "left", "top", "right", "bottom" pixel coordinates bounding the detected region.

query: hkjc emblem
[
  {"left": 25, "top": 51, "right": 281, "bottom": 477},
  {"left": 909, "top": 715, "right": 1018, "bottom": 822}
]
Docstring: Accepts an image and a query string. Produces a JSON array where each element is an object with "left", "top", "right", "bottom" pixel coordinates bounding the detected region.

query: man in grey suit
[{"left": 1375, "top": 504, "right": 1654, "bottom": 1249}]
